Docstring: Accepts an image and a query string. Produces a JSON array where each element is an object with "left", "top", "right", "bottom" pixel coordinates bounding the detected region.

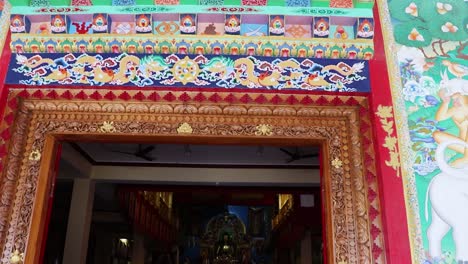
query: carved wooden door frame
[{"left": 0, "top": 88, "right": 385, "bottom": 264}]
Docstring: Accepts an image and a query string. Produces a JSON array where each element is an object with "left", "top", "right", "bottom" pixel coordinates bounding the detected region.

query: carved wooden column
[
  {"left": 132, "top": 230, "right": 145, "bottom": 264},
  {"left": 300, "top": 230, "right": 312, "bottom": 264}
]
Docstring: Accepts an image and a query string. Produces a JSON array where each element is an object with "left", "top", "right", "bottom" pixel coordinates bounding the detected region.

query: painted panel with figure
[{"left": 388, "top": 0, "right": 468, "bottom": 263}]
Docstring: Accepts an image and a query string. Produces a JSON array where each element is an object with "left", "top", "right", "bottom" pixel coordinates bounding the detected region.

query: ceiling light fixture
[{"left": 119, "top": 238, "right": 129, "bottom": 246}]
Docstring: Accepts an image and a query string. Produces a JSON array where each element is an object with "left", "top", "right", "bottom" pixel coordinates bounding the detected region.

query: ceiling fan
[
  {"left": 109, "top": 144, "right": 156, "bottom": 161},
  {"left": 280, "top": 147, "right": 319, "bottom": 163}
]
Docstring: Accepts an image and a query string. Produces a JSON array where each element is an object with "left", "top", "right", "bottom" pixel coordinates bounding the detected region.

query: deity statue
[{"left": 216, "top": 233, "right": 235, "bottom": 258}]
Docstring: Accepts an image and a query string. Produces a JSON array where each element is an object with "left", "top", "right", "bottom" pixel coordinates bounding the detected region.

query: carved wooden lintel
[{"left": 0, "top": 91, "right": 385, "bottom": 264}]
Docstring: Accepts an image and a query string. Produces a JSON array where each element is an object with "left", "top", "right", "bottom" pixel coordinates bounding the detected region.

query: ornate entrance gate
[{"left": 0, "top": 88, "right": 385, "bottom": 264}]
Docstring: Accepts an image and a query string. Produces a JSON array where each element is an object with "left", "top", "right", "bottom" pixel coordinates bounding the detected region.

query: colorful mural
[
  {"left": 0, "top": 0, "right": 10, "bottom": 59},
  {"left": 7, "top": 53, "right": 370, "bottom": 91},
  {"left": 388, "top": 0, "right": 468, "bottom": 263}
]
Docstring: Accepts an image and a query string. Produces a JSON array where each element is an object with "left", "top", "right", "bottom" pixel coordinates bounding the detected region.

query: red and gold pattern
[
  {"left": 155, "top": 0, "right": 179, "bottom": 5},
  {"left": 241, "top": 0, "right": 267, "bottom": 6},
  {"left": 71, "top": 0, "right": 92, "bottom": 5},
  {"left": 330, "top": 0, "right": 353, "bottom": 8}
]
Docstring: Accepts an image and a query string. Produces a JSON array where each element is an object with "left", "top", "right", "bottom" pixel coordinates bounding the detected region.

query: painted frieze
[
  {"left": 388, "top": 0, "right": 468, "bottom": 263},
  {"left": 7, "top": 53, "right": 370, "bottom": 92},
  {"left": 9, "top": 34, "right": 374, "bottom": 59}
]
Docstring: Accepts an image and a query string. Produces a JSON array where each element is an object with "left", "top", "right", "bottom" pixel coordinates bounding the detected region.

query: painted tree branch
[
  {"left": 418, "top": 47, "right": 437, "bottom": 60},
  {"left": 456, "top": 41, "right": 468, "bottom": 60},
  {"left": 431, "top": 41, "right": 441, "bottom": 56},
  {"left": 438, "top": 40, "right": 449, "bottom": 57}
]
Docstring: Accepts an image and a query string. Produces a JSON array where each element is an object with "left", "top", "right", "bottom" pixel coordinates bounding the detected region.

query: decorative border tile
[{"left": 10, "top": 34, "right": 374, "bottom": 59}]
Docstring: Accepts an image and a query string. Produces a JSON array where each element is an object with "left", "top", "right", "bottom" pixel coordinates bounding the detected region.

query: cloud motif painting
[{"left": 8, "top": 53, "right": 370, "bottom": 92}]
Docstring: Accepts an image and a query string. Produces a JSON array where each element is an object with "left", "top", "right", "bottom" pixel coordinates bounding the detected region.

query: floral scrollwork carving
[
  {"left": 177, "top": 123, "right": 193, "bottom": 134},
  {"left": 28, "top": 150, "right": 41, "bottom": 162},
  {"left": 255, "top": 124, "right": 273, "bottom": 136}
]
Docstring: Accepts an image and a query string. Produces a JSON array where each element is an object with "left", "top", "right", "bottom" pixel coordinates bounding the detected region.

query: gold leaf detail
[
  {"left": 375, "top": 105, "right": 393, "bottom": 119},
  {"left": 255, "top": 124, "right": 273, "bottom": 136},
  {"left": 338, "top": 259, "right": 347, "bottom": 264},
  {"left": 29, "top": 150, "right": 41, "bottom": 161},
  {"left": 10, "top": 250, "right": 24, "bottom": 264},
  {"left": 177, "top": 123, "right": 193, "bottom": 134},
  {"left": 376, "top": 104, "right": 401, "bottom": 177},
  {"left": 331, "top": 158, "right": 343, "bottom": 169},
  {"left": 99, "top": 121, "right": 116, "bottom": 133}
]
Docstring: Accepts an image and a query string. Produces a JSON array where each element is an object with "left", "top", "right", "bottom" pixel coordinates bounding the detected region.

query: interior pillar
[
  {"left": 62, "top": 178, "right": 95, "bottom": 264},
  {"left": 132, "top": 229, "right": 146, "bottom": 263},
  {"left": 300, "top": 230, "right": 312, "bottom": 264}
]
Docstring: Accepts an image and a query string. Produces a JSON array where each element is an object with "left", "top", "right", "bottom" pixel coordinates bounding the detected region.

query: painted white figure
[
  {"left": 425, "top": 139, "right": 468, "bottom": 261},
  {"left": 439, "top": 70, "right": 468, "bottom": 96}
]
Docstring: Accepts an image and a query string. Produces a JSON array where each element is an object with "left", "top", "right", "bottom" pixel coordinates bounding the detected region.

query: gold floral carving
[
  {"left": 332, "top": 158, "right": 343, "bottom": 169},
  {"left": 255, "top": 124, "right": 273, "bottom": 136},
  {"left": 99, "top": 121, "right": 116, "bottom": 133},
  {"left": 376, "top": 105, "right": 401, "bottom": 177},
  {"left": 28, "top": 150, "right": 41, "bottom": 162},
  {"left": 177, "top": 123, "right": 193, "bottom": 134},
  {"left": 10, "top": 250, "right": 23, "bottom": 264},
  {"left": 0, "top": 107, "right": 30, "bottom": 262},
  {"left": 0, "top": 92, "right": 384, "bottom": 264}
]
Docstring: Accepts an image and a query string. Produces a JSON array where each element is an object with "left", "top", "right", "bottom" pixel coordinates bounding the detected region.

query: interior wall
[{"left": 90, "top": 166, "right": 320, "bottom": 185}]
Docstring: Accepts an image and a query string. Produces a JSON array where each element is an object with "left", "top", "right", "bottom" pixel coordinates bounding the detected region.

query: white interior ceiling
[
  {"left": 59, "top": 143, "right": 321, "bottom": 186},
  {"left": 74, "top": 142, "right": 321, "bottom": 166}
]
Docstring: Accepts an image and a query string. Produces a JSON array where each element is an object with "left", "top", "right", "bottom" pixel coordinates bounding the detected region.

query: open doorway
[
  {"left": 1, "top": 93, "right": 380, "bottom": 263},
  {"left": 42, "top": 142, "right": 323, "bottom": 264}
]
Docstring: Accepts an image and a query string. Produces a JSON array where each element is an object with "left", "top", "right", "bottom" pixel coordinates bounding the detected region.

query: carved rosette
[{"left": 0, "top": 91, "right": 381, "bottom": 264}]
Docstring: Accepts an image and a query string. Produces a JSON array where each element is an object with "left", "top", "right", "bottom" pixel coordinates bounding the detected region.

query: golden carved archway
[{"left": 0, "top": 89, "right": 385, "bottom": 264}]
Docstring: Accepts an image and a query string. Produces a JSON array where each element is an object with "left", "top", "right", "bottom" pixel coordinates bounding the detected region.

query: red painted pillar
[{"left": 368, "top": 4, "right": 412, "bottom": 264}]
